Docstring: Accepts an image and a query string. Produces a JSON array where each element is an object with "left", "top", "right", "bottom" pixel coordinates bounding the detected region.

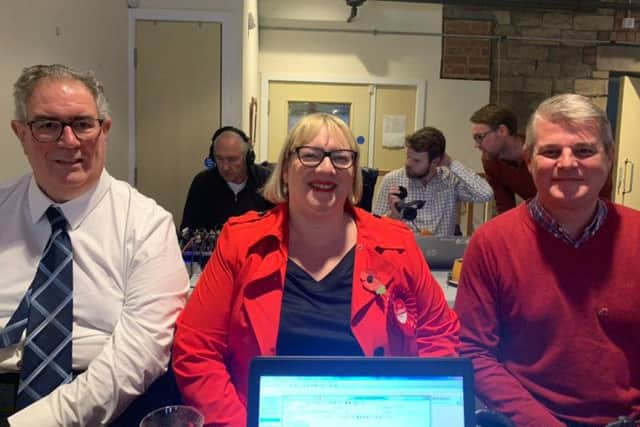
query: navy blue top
[{"left": 276, "top": 247, "right": 363, "bottom": 356}]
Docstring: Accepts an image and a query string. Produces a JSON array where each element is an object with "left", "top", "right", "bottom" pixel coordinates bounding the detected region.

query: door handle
[{"left": 624, "top": 159, "right": 634, "bottom": 195}]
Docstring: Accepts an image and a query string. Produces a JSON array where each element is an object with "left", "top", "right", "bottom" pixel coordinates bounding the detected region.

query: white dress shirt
[
  {"left": 372, "top": 161, "right": 493, "bottom": 235},
  {"left": 0, "top": 170, "right": 189, "bottom": 426}
]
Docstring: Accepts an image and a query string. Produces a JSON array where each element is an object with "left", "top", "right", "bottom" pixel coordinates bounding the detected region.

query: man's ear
[
  {"left": 605, "top": 145, "right": 615, "bottom": 173},
  {"left": 101, "top": 118, "right": 112, "bottom": 136},
  {"left": 524, "top": 146, "right": 534, "bottom": 173},
  {"left": 11, "top": 120, "right": 27, "bottom": 141},
  {"left": 11, "top": 120, "right": 30, "bottom": 155},
  {"left": 497, "top": 124, "right": 510, "bottom": 136}
]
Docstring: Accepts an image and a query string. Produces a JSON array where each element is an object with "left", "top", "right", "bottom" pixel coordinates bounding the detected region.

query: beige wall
[
  {"left": 244, "top": 0, "right": 260, "bottom": 133},
  {"left": 258, "top": 0, "right": 490, "bottom": 170},
  {"left": 2, "top": 0, "right": 489, "bottom": 186},
  {"left": 0, "top": 1, "right": 128, "bottom": 183}
]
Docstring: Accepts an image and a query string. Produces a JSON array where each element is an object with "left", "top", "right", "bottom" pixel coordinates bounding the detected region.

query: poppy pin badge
[{"left": 359, "top": 271, "right": 386, "bottom": 296}]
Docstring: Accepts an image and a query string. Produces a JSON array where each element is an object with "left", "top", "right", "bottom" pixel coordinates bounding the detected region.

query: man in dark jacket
[{"left": 180, "top": 126, "right": 273, "bottom": 231}]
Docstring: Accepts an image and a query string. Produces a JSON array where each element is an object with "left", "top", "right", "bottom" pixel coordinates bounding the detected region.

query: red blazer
[{"left": 173, "top": 204, "right": 459, "bottom": 427}]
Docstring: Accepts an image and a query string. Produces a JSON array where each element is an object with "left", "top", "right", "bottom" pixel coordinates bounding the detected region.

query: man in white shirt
[
  {"left": 0, "top": 64, "right": 189, "bottom": 426},
  {"left": 373, "top": 126, "right": 493, "bottom": 236}
]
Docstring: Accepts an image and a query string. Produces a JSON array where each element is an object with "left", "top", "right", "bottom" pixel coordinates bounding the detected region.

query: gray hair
[
  {"left": 13, "top": 64, "right": 110, "bottom": 121},
  {"left": 213, "top": 130, "right": 250, "bottom": 156},
  {"left": 525, "top": 93, "right": 614, "bottom": 157},
  {"left": 262, "top": 112, "right": 363, "bottom": 205}
]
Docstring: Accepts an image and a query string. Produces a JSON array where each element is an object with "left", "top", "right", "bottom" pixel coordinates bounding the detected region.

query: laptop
[
  {"left": 247, "top": 356, "right": 475, "bottom": 427},
  {"left": 415, "top": 235, "right": 469, "bottom": 270}
]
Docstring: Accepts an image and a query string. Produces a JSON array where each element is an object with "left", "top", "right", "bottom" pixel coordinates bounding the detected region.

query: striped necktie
[{"left": 0, "top": 206, "right": 74, "bottom": 408}]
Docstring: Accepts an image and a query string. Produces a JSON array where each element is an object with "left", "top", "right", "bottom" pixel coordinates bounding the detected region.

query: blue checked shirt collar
[{"left": 527, "top": 195, "right": 608, "bottom": 248}]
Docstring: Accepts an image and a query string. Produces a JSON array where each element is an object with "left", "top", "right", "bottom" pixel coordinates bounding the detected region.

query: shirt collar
[
  {"left": 227, "top": 179, "right": 247, "bottom": 195},
  {"left": 527, "top": 195, "right": 608, "bottom": 247},
  {"left": 28, "top": 169, "right": 112, "bottom": 229}
]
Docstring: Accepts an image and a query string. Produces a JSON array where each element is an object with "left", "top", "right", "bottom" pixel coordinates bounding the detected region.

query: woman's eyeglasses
[{"left": 294, "top": 146, "right": 357, "bottom": 169}]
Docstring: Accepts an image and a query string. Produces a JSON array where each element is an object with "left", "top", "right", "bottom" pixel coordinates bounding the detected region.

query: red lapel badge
[{"left": 388, "top": 285, "right": 417, "bottom": 335}]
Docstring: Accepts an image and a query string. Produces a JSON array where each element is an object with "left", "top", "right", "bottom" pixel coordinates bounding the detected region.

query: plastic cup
[
  {"left": 139, "top": 405, "right": 204, "bottom": 427},
  {"left": 451, "top": 258, "right": 463, "bottom": 283}
]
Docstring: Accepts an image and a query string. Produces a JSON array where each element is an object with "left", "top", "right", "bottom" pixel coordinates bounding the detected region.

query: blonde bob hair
[{"left": 262, "top": 112, "right": 363, "bottom": 205}]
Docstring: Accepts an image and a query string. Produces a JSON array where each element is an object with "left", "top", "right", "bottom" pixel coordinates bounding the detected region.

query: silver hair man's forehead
[
  {"left": 213, "top": 130, "right": 250, "bottom": 155},
  {"left": 525, "top": 93, "right": 613, "bottom": 156},
  {"left": 13, "top": 64, "right": 110, "bottom": 121}
]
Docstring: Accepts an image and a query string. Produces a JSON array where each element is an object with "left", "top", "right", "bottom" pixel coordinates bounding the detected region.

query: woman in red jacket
[{"left": 172, "top": 112, "right": 460, "bottom": 426}]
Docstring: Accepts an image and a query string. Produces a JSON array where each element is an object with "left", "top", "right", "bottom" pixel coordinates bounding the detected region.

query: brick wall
[
  {"left": 442, "top": 19, "right": 492, "bottom": 79},
  {"left": 608, "top": 8, "right": 640, "bottom": 42},
  {"left": 443, "top": 5, "right": 640, "bottom": 131}
]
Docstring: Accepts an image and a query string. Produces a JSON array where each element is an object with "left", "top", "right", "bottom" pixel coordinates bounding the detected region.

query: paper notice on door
[{"left": 382, "top": 115, "right": 406, "bottom": 148}]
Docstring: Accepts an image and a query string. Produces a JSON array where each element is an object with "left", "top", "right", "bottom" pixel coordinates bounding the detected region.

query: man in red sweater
[
  {"left": 470, "top": 104, "right": 535, "bottom": 214},
  {"left": 470, "top": 104, "right": 611, "bottom": 215},
  {"left": 456, "top": 94, "right": 640, "bottom": 427}
]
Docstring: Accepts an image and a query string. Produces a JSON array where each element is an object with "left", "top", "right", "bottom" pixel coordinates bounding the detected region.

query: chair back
[{"left": 357, "top": 167, "right": 379, "bottom": 212}]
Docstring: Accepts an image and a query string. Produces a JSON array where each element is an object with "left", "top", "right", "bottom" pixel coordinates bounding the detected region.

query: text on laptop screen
[{"left": 257, "top": 375, "right": 466, "bottom": 427}]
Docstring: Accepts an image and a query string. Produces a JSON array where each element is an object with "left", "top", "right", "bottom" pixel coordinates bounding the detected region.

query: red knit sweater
[
  {"left": 481, "top": 154, "right": 536, "bottom": 214},
  {"left": 455, "top": 202, "right": 640, "bottom": 427}
]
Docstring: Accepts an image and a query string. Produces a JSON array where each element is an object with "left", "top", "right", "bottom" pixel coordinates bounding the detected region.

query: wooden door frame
[
  {"left": 260, "top": 74, "right": 426, "bottom": 167},
  {"left": 127, "top": 9, "right": 236, "bottom": 184}
]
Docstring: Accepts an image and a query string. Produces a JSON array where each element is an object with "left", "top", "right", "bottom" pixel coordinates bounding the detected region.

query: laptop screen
[{"left": 248, "top": 357, "right": 475, "bottom": 427}]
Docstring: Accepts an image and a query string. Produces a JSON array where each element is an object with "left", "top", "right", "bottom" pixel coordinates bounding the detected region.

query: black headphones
[{"left": 205, "top": 125, "right": 255, "bottom": 169}]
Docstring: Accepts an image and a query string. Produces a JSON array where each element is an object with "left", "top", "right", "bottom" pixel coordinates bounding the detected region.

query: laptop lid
[
  {"left": 247, "top": 356, "right": 475, "bottom": 427},
  {"left": 416, "top": 236, "right": 469, "bottom": 270}
]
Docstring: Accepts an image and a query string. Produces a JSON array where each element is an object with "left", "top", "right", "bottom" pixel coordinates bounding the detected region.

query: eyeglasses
[
  {"left": 213, "top": 155, "right": 243, "bottom": 165},
  {"left": 472, "top": 129, "right": 496, "bottom": 144},
  {"left": 294, "top": 146, "right": 357, "bottom": 169},
  {"left": 26, "top": 118, "right": 104, "bottom": 143}
]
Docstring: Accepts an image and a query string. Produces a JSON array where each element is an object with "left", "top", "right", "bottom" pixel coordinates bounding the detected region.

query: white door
[
  {"left": 135, "top": 20, "right": 221, "bottom": 224},
  {"left": 373, "top": 85, "right": 417, "bottom": 172},
  {"left": 266, "top": 81, "right": 420, "bottom": 171},
  {"left": 267, "top": 82, "right": 372, "bottom": 165},
  {"left": 614, "top": 76, "right": 640, "bottom": 209}
]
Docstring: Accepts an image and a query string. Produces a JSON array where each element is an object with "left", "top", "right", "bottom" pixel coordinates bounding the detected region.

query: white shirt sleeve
[{"left": 7, "top": 180, "right": 189, "bottom": 427}]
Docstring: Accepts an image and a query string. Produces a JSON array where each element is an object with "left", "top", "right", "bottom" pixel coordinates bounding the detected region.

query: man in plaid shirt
[{"left": 373, "top": 126, "right": 492, "bottom": 236}]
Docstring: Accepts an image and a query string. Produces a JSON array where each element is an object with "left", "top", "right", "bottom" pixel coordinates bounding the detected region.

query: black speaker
[{"left": 206, "top": 126, "right": 255, "bottom": 168}]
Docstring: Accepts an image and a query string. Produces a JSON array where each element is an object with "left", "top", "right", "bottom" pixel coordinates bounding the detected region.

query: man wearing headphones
[{"left": 180, "top": 126, "right": 273, "bottom": 231}]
